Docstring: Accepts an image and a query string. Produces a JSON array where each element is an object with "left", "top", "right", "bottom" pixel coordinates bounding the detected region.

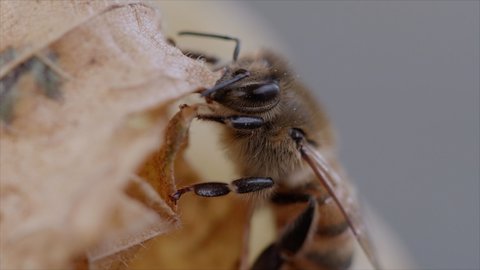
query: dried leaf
[
  {"left": 128, "top": 105, "right": 253, "bottom": 270},
  {"left": 0, "top": 1, "right": 217, "bottom": 269}
]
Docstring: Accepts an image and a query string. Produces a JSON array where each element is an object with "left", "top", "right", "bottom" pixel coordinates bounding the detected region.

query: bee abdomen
[
  {"left": 272, "top": 186, "right": 355, "bottom": 270},
  {"left": 303, "top": 249, "right": 354, "bottom": 270},
  {"left": 316, "top": 221, "right": 349, "bottom": 237}
]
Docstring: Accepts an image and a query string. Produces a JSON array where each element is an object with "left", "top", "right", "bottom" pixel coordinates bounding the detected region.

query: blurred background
[{"left": 159, "top": 1, "right": 479, "bottom": 269}]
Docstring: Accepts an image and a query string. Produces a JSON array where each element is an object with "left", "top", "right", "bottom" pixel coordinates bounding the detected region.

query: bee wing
[{"left": 300, "top": 142, "right": 381, "bottom": 270}]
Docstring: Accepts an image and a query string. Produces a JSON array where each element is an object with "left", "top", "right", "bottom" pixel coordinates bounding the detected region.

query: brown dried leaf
[
  {"left": 129, "top": 194, "right": 252, "bottom": 270},
  {"left": 128, "top": 105, "right": 253, "bottom": 270},
  {"left": 0, "top": 1, "right": 217, "bottom": 269}
]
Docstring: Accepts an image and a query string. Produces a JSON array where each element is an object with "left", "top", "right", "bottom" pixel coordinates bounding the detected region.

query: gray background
[{"left": 241, "top": 1, "right": 479, "bottom": 270}]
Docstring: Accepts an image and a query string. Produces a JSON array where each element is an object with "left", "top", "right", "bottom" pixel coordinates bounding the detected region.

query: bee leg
[
  {"left": 166, "top": 37, "right": 219, "bottom": 64},
  {"left": 198, "top": 115, "right": 264, "bottom": 130},
  {"left": 251, "top": 244, "right": 283, "bottom": 270},
  {"left": 252, "top": 197, "right": 317, "bottom": 270},
  {"left": 183, "top": 51, "right": 220, "bottom": 64},
  {"left": 170, "top": 177, "right": 274, "bottom": 202}
]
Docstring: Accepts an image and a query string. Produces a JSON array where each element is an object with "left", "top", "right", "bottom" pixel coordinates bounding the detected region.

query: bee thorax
[{"left": 220, "top": 127, "right": 304, "bottom": 184}]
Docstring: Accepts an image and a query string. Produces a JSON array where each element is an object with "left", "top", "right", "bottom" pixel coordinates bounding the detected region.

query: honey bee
[{"left": 170, "top": 31, "right": 380, "bottom": 270}]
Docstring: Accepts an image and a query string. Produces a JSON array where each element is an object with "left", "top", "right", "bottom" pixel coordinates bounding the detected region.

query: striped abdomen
[{"left": 271, "top": 182, "right": 355, "bottom": 270}]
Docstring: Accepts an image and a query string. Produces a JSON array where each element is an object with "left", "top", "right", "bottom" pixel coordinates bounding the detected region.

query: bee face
[
  {"left": 208, "top": 57, "right": 282, "bottom": 114},
  {"left": 197, "top": 49, "right": 330, "bottom": 183}
]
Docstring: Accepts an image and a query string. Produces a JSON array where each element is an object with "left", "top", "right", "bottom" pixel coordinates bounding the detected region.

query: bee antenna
[
  {"left": 201, "top": 70, "right": 250, "bottom": 97},
  {"left": 178, "top": 31, "right": 241, "bottom": 62}
]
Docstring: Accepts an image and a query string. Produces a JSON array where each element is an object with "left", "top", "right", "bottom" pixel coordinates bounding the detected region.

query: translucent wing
[{"left": 300, "top": 142, "right": 381, "bottom": 270}]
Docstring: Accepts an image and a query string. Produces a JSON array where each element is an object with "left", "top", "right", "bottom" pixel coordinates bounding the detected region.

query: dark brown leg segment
[
  {"left": 252, "top": 196, "right": 318, "bottom": 270},
  {"left": 198, "top": 115, "right": 265, "bottom": 130},
  {"left": 171, "top": 177, "right": 274, "bottom": 202}
]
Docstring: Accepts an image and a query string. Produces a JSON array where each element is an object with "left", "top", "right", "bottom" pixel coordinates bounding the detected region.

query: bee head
[
  {"left": 177, "top": 31, "right": 283, "bottom": 113},
  {"left": 204, "top": 61, "right": 282, "bottom": 113}
]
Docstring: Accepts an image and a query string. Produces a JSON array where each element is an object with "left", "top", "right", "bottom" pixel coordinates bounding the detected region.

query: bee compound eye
[{"left": 247, "top": 82, "right": 280, "bottom": 103}]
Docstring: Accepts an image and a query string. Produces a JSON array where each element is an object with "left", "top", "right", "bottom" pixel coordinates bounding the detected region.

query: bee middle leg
[
  {"left": 170, "top": 177, "right": 274, "bottom": 202},
  {"left": 252, "top": 194, "right": 318, "bottom": 270}
]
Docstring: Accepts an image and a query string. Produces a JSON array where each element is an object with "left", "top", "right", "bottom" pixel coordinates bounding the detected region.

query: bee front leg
[
  {"left": 252, "top": 196, "right": 318, "bottom": 270},
  {"left": 170, "top": 177, "right": 274, "bottom": 202}
]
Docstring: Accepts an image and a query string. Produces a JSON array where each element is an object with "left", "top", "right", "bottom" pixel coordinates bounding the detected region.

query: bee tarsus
[
  {"left": 171, "top": 177, "right": 274, "bottom": 203},
  {"left": 197, "top": 115, "right": 265, "bottom": 130}
]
